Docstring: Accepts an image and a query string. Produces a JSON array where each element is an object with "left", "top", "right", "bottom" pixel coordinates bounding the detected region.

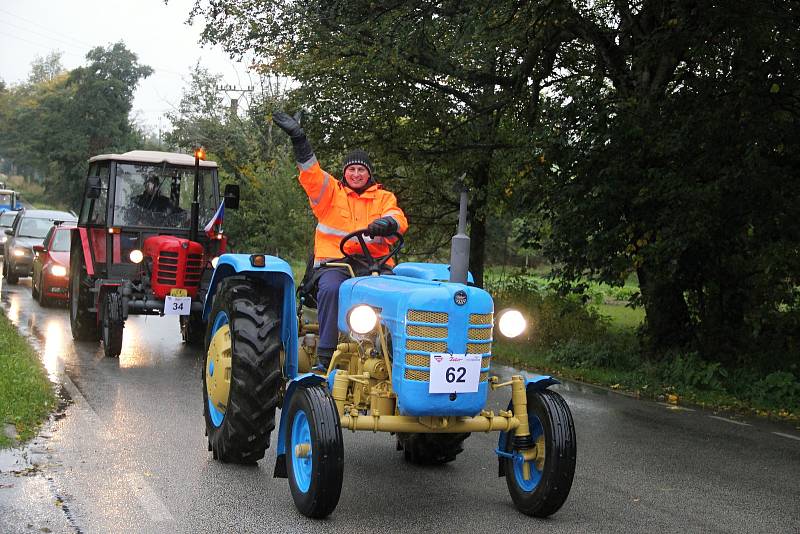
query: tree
[
  {"left": 190, "top": 0, "right": 568, "bottom": 286},
  {"left": 520, "top": 0, "right": 800, "bottom": 361}
]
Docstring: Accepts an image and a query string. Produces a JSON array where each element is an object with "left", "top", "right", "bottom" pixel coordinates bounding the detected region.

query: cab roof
[{"left": 89, "top": 150, "right": 218, "bottom": 168}]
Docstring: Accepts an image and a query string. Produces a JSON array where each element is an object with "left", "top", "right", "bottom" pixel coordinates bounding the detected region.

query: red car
[{"left": 31, "top": 223, "right": 75, "bottom": 306}]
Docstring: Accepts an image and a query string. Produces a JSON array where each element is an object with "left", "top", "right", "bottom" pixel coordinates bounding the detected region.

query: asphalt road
[{"left": 1, "top": 277, "right": 799, "bottom": 534}]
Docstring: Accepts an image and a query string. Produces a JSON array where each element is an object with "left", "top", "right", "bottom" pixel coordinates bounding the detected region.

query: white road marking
[
  {"left": 708, "top": 416, "right": 751, "bottom": 426},
  {"left": 657, "top": 402, "right": 695, "bottom": 411},
  {"left": 773, "top": 432, "right": 800, "bottom": 442},
  {"left": 123, "top": 473, "right": 175, "bottom": 523}
]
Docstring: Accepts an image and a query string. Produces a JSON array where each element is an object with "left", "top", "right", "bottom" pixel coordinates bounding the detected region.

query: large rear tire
[
  {"left": 397, "top": 432, "right": 470, "bottom": 465},
  {"left": 285, "top": 384, "right": 344, "bottom": 519},
  {"left": 504, "top": 388, "right": 576, "bottom": 517},
  {"left": 69, "top": 246, "right": 99, "bottom": 341},
  {"left": 203, "top": 278, "right": 283, "bottom": 464}
]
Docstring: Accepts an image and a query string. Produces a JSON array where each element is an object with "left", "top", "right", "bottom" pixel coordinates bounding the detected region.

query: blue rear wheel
[
  {"left": 285, "top": 385, "right": 344, "bottom": 518},
  {"left": 504, "top": 388, "right": 576, "bottom": 517}
]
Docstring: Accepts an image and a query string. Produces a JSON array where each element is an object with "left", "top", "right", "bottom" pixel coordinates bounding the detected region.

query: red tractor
[{"left": 69, "top": 150, "right": 239, "bottom": 357}]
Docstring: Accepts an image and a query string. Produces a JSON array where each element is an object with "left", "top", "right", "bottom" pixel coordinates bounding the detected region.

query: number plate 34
[
  {"left": 428, "top": 353, "right": 482, "bottom": 393},
  {"left": 164, "top": 295, "right": 191, "bottom": 316}
]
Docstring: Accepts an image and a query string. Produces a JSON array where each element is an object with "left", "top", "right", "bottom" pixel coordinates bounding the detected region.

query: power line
[{"left": 0, "top": 7, "right": 96, "bottom": 49}]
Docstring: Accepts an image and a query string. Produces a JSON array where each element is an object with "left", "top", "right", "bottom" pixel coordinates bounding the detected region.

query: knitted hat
[{"left": 342, "top": 149, "right": 373, "bottom": 178}]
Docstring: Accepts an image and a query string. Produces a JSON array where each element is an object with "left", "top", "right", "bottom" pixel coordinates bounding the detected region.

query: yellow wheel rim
[{"left": 206, "top": 324, "right": 232, "bottom": 419}]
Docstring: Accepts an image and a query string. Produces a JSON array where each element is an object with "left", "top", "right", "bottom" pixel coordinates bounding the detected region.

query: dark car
[
  {"left": 3, "top": 209, "right": 77, "bottom": 284},
  {"left": 31, "top": 223, "right": 75, "bottom": 306},
  {"left": 0, "top": 210, "right": 18, "bottom": 250}
]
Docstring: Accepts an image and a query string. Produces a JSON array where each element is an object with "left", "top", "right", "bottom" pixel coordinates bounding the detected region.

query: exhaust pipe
[{"left": 449, "top": 175, "right": 470, "bottom": 284}]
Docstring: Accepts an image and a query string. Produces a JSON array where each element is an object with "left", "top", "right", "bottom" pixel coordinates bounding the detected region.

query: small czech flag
[{"left": 204, "top": 201, "right": 224, "bottom": 238}]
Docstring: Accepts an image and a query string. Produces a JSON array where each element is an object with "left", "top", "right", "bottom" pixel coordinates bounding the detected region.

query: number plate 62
[{"left": 428, "top": 353, "right": 482, "bottom": 393}]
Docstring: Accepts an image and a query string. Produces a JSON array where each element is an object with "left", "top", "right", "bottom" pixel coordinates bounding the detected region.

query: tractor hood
[{"left": 337, "top": 275, "right": 493, "bottom": 349}]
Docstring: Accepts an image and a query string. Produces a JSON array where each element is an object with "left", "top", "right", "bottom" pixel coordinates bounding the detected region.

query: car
[
  {"left": 31, "top": 222, "right": 75, "bottom": 306},
  {"left": 0, "top": 210, "right": 18, "bottom": 250},
  {"left": 3, "top": 209, "right": 77, "bottom": 284}
]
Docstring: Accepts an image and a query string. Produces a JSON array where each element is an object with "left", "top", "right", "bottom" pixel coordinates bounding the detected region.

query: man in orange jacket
[{"left": 273, "top": 112, "right": 408, "bottom": 370}]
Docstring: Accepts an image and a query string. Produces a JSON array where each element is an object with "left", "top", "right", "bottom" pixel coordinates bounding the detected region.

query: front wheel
[
  {"left": 504, "top": 388, "right": 576, "bottom": 517},
  {"left": 101, "top": 292, "right": 124, "bottom": 358},
  {"left": 69, "top": 246, "right": 99, "bottom": 341},
  {"left": 203, "top": 278, "right": 283, "bottom": 464},
  {"left": 5, "top": 260, "right": 18, "bottom": 284},
  {"left": 180, "top": 311, "right": 204, "bottom": 346},
  {"left": 285, "top": 385, "right": 344, "bottom": 519}
]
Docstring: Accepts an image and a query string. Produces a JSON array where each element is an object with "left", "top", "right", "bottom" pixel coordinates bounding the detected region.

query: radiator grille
[
  {"left": 407, "top": 324, "right": 448, "bottom": 337},
  {"left": 468, "top": 327, "right": 492, "bottom": 340},
  {"left": 408, "top": 310, "right": 448, "bottom": 323},
  {"left": 470, "top": 313, "right": 493, "bottom": 325},
  {"left": 404, "top": 308, "right": 492, "bottom": 383},
  {"left": 407, "top": 339, "right": 448, "bottom": 353}
]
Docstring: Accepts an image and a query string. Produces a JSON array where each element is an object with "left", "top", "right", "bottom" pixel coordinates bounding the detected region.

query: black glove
[
  {"left": 367, "top": 217, "right": 398, "bottom": 237},
  {"left": 272, "top": 111, "right": 315, "bottom": 165}
]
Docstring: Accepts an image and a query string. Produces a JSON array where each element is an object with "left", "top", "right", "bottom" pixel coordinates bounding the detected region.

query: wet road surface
[{"left": 1, "top": 278, "right": 799, "bottom": 533}]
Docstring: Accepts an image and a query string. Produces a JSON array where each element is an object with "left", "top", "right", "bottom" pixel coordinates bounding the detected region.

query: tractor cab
[{"left": 70, "top": 150, "right": 239, "bottom": 357}]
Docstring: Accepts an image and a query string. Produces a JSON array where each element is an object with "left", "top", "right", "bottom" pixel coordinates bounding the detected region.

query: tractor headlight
[
  {"left": 497, "top": 309, "right": 526, "bottom": 338},
  {"left": 50, "top": 265, "right": 67, "bottom": 277},
  {"left": 348, "top": 305, "right": 378, "bottom": 335},
  {"left": 211, "top": 256, "right": 219, "bottom": 269},
  {"left": 13, "top": 248, "right": 26, "bottom": 257},
  {"left": 129, "top": 249, "right": 144, "bottom": 263}
]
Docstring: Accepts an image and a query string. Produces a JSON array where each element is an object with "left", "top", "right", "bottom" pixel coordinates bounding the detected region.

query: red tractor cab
[{"left": 69, "top": 150, "right": 239, "bottom": 357}]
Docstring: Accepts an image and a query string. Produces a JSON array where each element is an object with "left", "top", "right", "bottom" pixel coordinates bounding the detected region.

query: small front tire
[
  {"left": 285, "top": 384, "right": 344, "bottom": 519},
  {"left": 504, "top": 388, "right": 576, "bottom": 517},
  {"left": 69, "top": 245, "right": 99, "bottom": 341}
]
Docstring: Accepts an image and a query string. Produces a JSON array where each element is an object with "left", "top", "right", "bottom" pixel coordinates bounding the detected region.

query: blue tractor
[{"left": 201, "top": 191, "right": 576, "bottom": 518}]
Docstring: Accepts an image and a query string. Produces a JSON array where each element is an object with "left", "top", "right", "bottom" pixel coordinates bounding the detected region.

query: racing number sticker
[
  {"left": 164, "top": 295, "right": 191, "bottom": 316},
  {"left": 428, "top": 353, "right": 482, "bottom": 393}
]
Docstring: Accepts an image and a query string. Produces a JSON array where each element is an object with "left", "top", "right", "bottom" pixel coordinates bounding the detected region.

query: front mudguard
[
  {"left": 203, "top": 253, "right": 299, "bottom": 378},
  {"left": 273, "top": 373, "right": 328, "bottom": 478},
  {"left": 497, "top": 375, "right": 560, "bottom": 477}
]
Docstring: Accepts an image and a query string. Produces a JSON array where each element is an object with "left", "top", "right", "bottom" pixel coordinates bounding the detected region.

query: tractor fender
[
  {"left": 203, "top": 253, "right": 299, "bottom": 379},
  {"left": 273, "top": 373, "right": 328, "bottom": 478},
  {"left": 496, "top": 375, "right": 560, "bottom": 477}
]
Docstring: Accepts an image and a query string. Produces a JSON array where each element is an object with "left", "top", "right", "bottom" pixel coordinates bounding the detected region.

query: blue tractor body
[{"left": 338, "top": 269, "right": 493, "bottom": 416}]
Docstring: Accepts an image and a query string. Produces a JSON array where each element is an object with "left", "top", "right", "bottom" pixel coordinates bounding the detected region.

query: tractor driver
[
  {"left": 273, "top": 111, "right": 408, "bottom": 372},
  {"left": 135, "top": 175, "right": 175, "bottom": 213}
]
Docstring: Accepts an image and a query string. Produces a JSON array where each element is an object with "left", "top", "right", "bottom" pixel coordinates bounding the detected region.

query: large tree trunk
[{"left": 637, "top": 264, "right": 693, "bottom": 354}]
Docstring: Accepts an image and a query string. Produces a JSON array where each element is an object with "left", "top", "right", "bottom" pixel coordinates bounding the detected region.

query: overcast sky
[{"left": 0, "top": 0, "right": 252, "bottom": 133}]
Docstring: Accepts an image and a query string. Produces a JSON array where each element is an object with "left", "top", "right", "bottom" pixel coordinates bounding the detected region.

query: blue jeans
[{"left": 316, "top": 268, "right": 350, "bottom": 361}]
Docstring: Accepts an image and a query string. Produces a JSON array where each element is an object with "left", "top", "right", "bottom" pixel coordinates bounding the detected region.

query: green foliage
[
  {"left": 659, "top": 352, "right": 727, "bottom": 391},
  {"left": 746, "top": 372, "right": 800, "bottom": 412},
  {"left": 0, "top": 42, "right": 152, "bottom": 210},
  {"left": 0, "top": 312, "right": 55, "bottom": 447}
]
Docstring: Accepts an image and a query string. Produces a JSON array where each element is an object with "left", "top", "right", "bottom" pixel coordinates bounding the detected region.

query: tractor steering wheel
[{"left": 338, "top": 228, "right": 403, "bottom": 274}]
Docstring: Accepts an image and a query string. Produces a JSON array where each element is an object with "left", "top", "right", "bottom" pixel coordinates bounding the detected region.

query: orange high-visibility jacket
[{"left": 298, "top": 159, "right": 408, "bottom": 264}]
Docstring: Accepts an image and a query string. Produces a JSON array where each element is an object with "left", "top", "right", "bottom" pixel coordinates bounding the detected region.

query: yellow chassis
[{"left": 300, "top": 321, "right": 545, "bottom": 477}]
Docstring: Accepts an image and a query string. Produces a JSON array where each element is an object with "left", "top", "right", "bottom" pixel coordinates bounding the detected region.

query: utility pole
[{"left": 216, "top": 84, "right": 254, "bottom": 119}]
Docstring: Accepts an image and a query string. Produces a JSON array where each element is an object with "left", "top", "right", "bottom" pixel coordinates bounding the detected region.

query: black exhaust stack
[{"left": 449, "top": 175, "right": 470, "bottom": 284}]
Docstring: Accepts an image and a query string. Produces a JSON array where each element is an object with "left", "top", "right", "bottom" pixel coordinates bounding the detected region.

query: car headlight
[
  {"left": 13, "top": 248, "right": 26, "bottom": 257},
  {"left": 129, "top": 249, "right": 144, "bottom": 263},
  {"left": 497, "top": 309, "right": 526, "bottom": 338},
  {"left": 348, "top": 305, "right": 378, "bottom": 335},
  {"left": 50, "top": 265, "right": 67, "bottom": 277}
]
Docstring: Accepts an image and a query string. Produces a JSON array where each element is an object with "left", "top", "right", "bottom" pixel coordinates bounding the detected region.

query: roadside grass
[{"left": 0, "top": 311, "right": 55, "bottom": 447}]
